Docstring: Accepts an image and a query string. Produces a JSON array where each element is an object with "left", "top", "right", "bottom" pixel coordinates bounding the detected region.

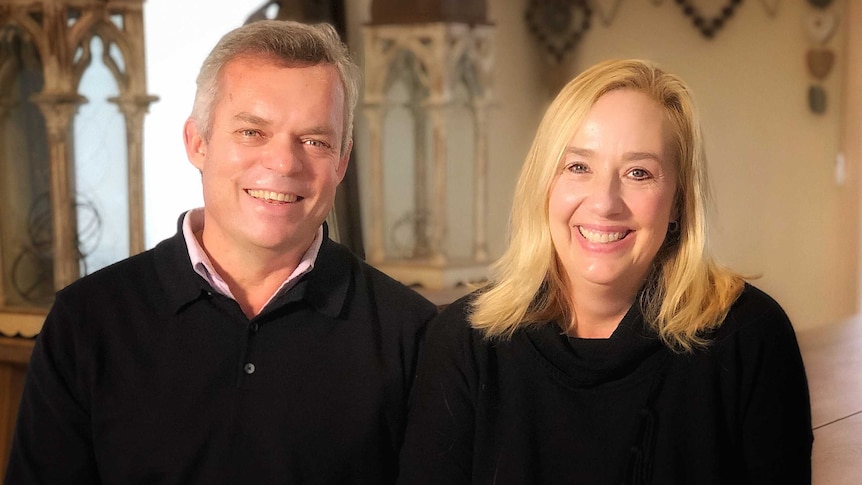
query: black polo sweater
[{"left": 6, "top": 221, "right": 437, "bottom": 485}]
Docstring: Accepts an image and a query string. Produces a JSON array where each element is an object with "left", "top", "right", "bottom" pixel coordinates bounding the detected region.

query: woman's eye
[
  {"left": 629, "top": 168, "right": 650, "bottom": 180},
  {"left": 566, "top": 163, "right": 588, "bottom": 173}
]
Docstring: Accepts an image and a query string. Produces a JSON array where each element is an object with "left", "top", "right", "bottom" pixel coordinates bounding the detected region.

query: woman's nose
[{"left": 586, "top": 173, "right": 624, "bottom": 216}]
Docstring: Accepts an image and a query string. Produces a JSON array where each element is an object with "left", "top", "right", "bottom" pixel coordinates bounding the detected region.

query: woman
[{"left": 397, "top": 59, "right": 812, "bottom": 484}]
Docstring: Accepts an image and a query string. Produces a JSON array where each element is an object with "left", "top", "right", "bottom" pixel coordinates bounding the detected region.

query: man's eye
[
  {"left": 239, "top": 129, "right": 260, "bottom": 137},
  {"left": 304, "top": 139, "right": 330, "bottom": 148}
]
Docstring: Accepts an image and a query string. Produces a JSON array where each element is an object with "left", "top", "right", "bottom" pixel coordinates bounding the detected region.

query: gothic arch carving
[{"left": 0, "top": 0, "right": 155, "bottom": 338}]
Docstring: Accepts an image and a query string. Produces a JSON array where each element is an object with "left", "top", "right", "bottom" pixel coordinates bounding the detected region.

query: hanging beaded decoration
[
  {"left": 673, "top": 0, "right": 742, "bottom": 39},
  {"left": 525, "top": 0, "right": 592, "bottom": 63}
]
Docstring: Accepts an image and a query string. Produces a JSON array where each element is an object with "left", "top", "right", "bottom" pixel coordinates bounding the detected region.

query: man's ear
[
  {"left": 183, "top": 118, "right": 206, "bottom": 171},
  {"left": 336, "top": 140, "right": 353, "bottom": 184}
]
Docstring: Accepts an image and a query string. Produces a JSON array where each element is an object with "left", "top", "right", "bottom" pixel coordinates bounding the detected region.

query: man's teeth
[
  {"left": 247, "top": 189, "right": 298, "bottom": 203},
  {"left": 578, "top": 226, "right": 626, "bottom": 243}
]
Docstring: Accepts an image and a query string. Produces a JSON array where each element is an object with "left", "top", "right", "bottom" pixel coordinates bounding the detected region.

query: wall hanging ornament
[
  {"left": 592, "top": 0, "right": 624, "bottom": 27},
  {"left": 802, "top": 1, "right": 838, "bottom": 115},
  {"left": 806, "top": 48, "right": 834, "bottom": 80},
  {"left": 525, "top": 0, "right": 592, "bottom": 63},
  {"left": 673, "top": 0, "right": 742, "bottom": 39},
  {"left": 808, "top": 85, "right": 827, "bottom": 114},
  {"left": 805, "top": 10, "right": 838, "bottom": 45},
  {"left": 758, "top": 0, "right": 781, "bottom": 18}
]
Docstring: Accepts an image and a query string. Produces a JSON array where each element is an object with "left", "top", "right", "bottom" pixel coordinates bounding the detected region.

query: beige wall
[
  {"left": 348, "top": 0, "right": 858, "bottom": 331},
  {"left": 575, "top": 0, "right": 855, "bottom": 331}
]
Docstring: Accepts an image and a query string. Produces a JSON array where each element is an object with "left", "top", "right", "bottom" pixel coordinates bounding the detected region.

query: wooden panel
[
  {"left": 797, "top": 316, "right": 862, "bottom": 484},
  {"left": 0, "top": 337, "right": 35, "bottom": 365},
  {"left": 797, "top": 315, "right": 862, "bottom": 428},
  {"left": 0, "top": 337, "right": 32, "bottom": 483},
  {"left": 812, "top": 412, "right": 862, "bottom": 485}
]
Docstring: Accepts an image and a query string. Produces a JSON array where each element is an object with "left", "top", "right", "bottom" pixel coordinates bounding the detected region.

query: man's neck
[{"left": 196, "top": 229, "right": 313, "bottom": 318}]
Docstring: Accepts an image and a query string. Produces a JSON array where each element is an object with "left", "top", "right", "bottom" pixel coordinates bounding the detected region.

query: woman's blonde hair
[{"left": 469, "top": 59, "right": 744, "bottom": 352}]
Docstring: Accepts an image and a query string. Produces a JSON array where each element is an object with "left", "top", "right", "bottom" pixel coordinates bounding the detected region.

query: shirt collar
[{"left": 181, "top": 208, "right": 323, "bottom": 313}]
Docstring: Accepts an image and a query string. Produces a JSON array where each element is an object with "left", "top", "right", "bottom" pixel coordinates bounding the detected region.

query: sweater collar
[
  {"left": 521, "top": 304, "right": 666, "bottom": 388},
  {"left": 154, "top": 213, "right": 351, "bottom": 320}
]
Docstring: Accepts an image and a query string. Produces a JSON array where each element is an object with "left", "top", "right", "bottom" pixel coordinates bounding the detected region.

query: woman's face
[{"left": 548, "top": 89, "right": 678, "bottom": 301}]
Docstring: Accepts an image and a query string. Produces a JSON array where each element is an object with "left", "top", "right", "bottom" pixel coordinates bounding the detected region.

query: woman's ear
[{"left": 183, "top": 118, "right": 206, "bottom": 171}]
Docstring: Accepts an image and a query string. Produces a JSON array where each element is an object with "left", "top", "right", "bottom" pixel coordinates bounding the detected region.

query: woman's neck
[{"left": 565, "top": 284, "right": 638, "bottom": 339}]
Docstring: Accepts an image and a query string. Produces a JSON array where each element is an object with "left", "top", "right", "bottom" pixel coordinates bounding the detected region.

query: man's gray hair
[{"left": 190, "top": 20, "right": 360, "bottom": 156}]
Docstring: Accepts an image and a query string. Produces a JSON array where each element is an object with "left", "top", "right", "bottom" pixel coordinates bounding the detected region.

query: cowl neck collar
[{"left": 519, "top": 303, "right": 667, "bottom": 389}]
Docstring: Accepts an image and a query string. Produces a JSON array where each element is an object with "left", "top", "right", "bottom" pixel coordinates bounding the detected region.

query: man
[{"left": 5, "top": 20, "right": 437, "bottom": 484}]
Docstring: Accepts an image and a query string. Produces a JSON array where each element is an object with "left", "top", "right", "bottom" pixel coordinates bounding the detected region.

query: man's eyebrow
[
  {"left": 303, "top": 126, "right": 338, "bottom": 137},
  {"left": 232, "top": 112, "right": 269, "bottom": 126}
]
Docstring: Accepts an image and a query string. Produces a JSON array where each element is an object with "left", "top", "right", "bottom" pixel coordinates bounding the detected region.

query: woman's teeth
[{"left": 578, "top": 226, "right": 627, "bottom": 243}]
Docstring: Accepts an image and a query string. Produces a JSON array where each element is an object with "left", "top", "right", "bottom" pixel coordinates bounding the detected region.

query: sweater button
[
  {"left": 243, "top": 363, "right": 256, "bottom": 374},
  {"left": 250, "top": 322, "right": 260, "bottom": 333}
]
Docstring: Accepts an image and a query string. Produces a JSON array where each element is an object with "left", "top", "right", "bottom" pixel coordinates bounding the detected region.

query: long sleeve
[
  {"left": 4, "top": 295, "right": 100, "bottom": 485},
  {"left": 721, "top": 289, "right": 814, "bottom": 484},
  {"left": 397, "top": 300, "right": 478, "bottom": 484}
]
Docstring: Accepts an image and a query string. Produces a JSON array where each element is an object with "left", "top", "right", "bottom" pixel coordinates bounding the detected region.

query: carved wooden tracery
[
  {"left": 364, "top": 21, "right": 495, "bottom": 289},
  {"left": 0, "top": 0, "right": 155, "bottom": 337}
]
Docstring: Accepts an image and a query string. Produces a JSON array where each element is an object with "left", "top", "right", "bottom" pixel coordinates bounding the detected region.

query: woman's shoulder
[
  {"left": 422, "top": 291, "right": 494, "bottom": 352},
  {"left": 711, "top": 282, "right": 798, "bottom": 348},
  {"left": 429, "top": 291, "right": 482, "bottom": 334}
]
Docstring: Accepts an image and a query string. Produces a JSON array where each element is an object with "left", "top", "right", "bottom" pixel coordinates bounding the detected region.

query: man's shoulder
[
  {"left": 360, "top": 263, "right": 440, "bottom": 318},
  {"left": 61, "top": 249, "right": 157, "bottom": 295},
  {"left": 58, "top": 232, "right": 190, "bottom": 305},
  {"left": 322, "top": 240, "right": 438, "bottom": 318}
]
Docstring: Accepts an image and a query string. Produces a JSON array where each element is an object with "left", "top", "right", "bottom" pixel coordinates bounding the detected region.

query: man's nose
[{"left": 262, "top": 137, "right": 303, "bottom": 175}]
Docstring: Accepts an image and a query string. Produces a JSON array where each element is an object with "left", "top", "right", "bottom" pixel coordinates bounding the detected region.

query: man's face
[{"left": 184, "top": 56, "right": 350, "bottom": 259}]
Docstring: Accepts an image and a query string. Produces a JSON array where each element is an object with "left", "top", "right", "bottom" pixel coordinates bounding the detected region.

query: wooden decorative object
[
  {"left": 0, "top": 0, "right": 156, "bottom": 337},
  {"left": 0, "top": 336, "right": 33, "bottom": 483},
  {"left": 370, "top": 0, "right": 487, "bottom": 25},
  {"left": 363, "top": 15, "right": 495, "bottom": 289}
]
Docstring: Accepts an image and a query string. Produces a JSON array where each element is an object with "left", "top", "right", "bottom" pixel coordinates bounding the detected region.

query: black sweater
[
  {"left": 6, "top": 221, "right": 437, "bottom": 485},
  {"left": 397, "top": 284, "right": 813, "bottom": 484}
]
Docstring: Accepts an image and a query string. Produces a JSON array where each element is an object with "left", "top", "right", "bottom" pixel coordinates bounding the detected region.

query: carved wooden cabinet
[
  {"left": 363, "top": 0, "right": 495, "bottom": 289},
  {"left": 0, "top": 336, "right": 31, "bottom": 482},
  {"left": 0, "top": 0, "right": 155, "bottom": 338}
]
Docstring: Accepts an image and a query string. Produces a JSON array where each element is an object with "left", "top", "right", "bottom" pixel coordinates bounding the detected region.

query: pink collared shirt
[{"left": 182, "top": 208, "right": 322, "bottom": 313}]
